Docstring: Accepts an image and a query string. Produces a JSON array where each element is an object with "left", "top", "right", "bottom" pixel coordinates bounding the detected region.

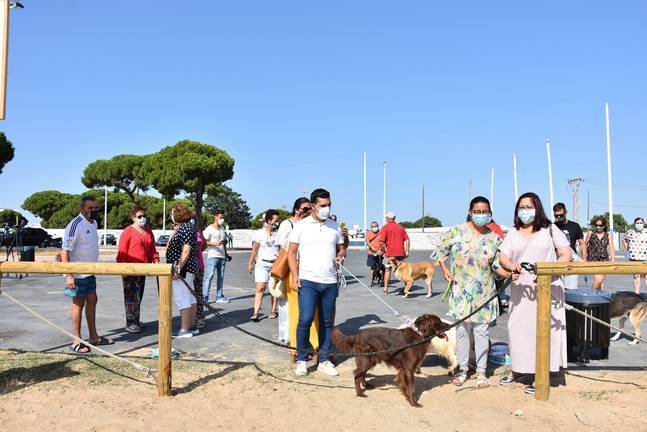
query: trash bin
[
  {"left": 19, "top": 246, "right": 35, "bottom": 262},
  {"left": 565, "top": 288, "right": 613, "bottom": 363}
]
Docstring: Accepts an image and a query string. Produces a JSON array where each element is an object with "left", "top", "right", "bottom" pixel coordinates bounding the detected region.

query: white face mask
[
  {"left": 371, "top": 227, "right": 379, "bottom": 233},
  {"left": 217, "top": 218, "right": 225, "bottom": 226},
  {"left": 136, "top": 217, "right": 147, "bottom": 227},
  {"left": 635, "top": 223, "right": 644, "bottom": 232},
  {"left": 316, "top": 206, "right": 331, "bottom": 220}
]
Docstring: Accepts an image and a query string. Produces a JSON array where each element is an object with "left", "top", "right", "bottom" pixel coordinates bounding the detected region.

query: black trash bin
[
  {"left": 19, "top": 246, "right": 35, "bottom": 262},
  {"left": 565, "top": 289, "right": 613, "bottom": 363}
]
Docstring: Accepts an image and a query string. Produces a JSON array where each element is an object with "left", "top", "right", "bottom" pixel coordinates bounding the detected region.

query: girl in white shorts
[{"left": 247, "top": 210, "right": 281, "bottom": 322}]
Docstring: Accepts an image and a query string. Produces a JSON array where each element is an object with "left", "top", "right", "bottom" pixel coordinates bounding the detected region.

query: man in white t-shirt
[
  {"left": 288, "top": 188, "right": 345, "bottom": 377},
  {"left": 203, "top": 210, "right": 229, "bottom": 303},
  {"left": 61, "top": 196, "right": 113, "bottom": 354}
]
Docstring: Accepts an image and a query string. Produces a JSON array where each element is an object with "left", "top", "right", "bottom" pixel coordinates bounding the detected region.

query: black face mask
[
  {"left": 271, "top": 223, "right": 279, "bottom": 231},
  {"left": 88, "top": 210, "right": 99, "bottom": 221}
]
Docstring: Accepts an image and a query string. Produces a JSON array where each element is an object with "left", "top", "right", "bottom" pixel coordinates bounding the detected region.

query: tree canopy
[
  {"left": 400, "top": 215, "right": 443, "bottom": 229},
  {"left": 81, "top": 154, "right": 149, "bottom": 201},
  {"left": 588, "top": 212, "right": 629, "bottom": 233},
  {"left": 203, "top": 184, "right": 252, "bottom": 229},
  {"left": 22, "top": 189, "right": 190, "bottom": 229},
  {"left": 0, "top": 209, "right": 27, "bottom": 227},
  {"left": 142, "top": 140, "right": 234, "bottom": 228},
  {"left": 0, "top": 132, "right": 15, "bottom": 174}
]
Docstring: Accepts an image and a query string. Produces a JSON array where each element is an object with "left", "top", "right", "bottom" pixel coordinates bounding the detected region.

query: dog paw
[
  {"left": 426, "top": 293, "right": 432, "bottom": 298},
  {"left": 410, "top": 402, "right": 422, "bottom": 408},
  {"left": 628, "top": 340, "right": 639, "bottom": 346},
  {"left": 357, "top": 393, "right": 368, "bottom": 398}
]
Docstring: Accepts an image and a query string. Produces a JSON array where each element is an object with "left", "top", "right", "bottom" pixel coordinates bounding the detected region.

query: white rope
[
  {"left": 0, "top": 290, "right": 154, "bottom": 379},
  {"left": 551, "top": 295, "right": 647, "bottom": 344},
  {"left": 339, "top": 263, "right": 406, "bottom": 322}
]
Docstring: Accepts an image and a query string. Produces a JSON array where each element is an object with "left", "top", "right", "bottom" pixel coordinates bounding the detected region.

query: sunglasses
[
  {"left": 554, "top": 214, "right": 565, "bottom": 218},
  {"left": 136, "top": 215, "right": 146, "bottom": 219},
  {"left": 300, "top": 207, "right": 311, "bottom": 212},
  {"left": 596, "top": 224, "right": 604, "bottom": 227}
]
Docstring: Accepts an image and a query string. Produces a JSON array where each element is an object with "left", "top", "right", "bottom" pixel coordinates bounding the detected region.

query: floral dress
[{"left": 432, "top": 224, "right": 502, "bottom": 323}]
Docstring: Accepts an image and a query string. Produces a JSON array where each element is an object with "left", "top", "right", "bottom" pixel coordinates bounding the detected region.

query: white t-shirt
[
  {"left": 253, "top": 228, "right": 280, "bottom": 262},
  {"left": 203, "top": 224, "right": 226, "bottom": 258},
  {"left": 277, "top": 218, "right": 295, "bottom": 248},
  {"left": 63, "top": 213, "right": 100, "bottom": 279},
  {"left": 289, "top": 216, "right": 343, "bottom": 284}
]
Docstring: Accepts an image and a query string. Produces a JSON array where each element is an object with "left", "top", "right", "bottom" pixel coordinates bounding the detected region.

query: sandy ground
[{"left": 1, "top": 350, "right": 645, "bottom": 432}]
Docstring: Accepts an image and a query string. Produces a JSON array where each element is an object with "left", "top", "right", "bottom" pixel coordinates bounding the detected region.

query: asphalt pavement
[{"left": 0, "top": 250, "right": 645, "bottom": 372}]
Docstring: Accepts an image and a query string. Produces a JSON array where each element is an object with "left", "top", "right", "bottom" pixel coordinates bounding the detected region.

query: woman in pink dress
[{"left": 498, "top": 192, "right": 572, "bottom": 395}]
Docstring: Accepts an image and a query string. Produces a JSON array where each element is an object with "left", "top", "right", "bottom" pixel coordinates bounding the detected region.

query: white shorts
[
  {"left": 254, "top": 261, "right": 274, "bottom": 284},
  {"left": 173, "top": 272, "right": 196, "bottom": 310}
]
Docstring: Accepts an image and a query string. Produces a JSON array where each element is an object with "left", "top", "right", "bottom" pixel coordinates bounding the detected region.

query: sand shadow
[
  {"left": 0, "top": 357, "right": 80, "bottom": 395},
  {"left": 174, "top": 361, "right": 252, "bottom": 394},
  {"left": 360, "top": 371, "right": 451, "bottom": 404}
]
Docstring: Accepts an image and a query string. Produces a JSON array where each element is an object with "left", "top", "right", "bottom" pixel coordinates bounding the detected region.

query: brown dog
[
  {"left": 332, "top": 314, "right": 449, "bottom": 407},
  {"left": 386, "top": 257, "right": 436, "bottom": 298}
]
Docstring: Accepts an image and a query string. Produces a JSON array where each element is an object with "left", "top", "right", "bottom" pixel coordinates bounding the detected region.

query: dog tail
[{"left": 331, "top": 327, "right": 356, "bottom": 353}]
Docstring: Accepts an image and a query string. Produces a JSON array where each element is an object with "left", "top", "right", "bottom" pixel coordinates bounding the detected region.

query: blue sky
[{"left": 1, "top": 1, "right": 647, "bottom": 229}]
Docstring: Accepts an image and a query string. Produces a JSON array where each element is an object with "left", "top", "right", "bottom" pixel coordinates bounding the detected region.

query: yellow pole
[
  {"left": 158, "top": 275, "right": 173, "bottom": 396},
  {"left": 535, "top": 274, "right": 552, "bottom": 400}
]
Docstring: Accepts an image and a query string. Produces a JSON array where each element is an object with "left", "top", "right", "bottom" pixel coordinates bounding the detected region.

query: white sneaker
[
  {"left": 317, "top": 360, "right": 339, "bottom": 376},
  {"left": 295, "top": 361, "right": 308, "bottom": 376}
]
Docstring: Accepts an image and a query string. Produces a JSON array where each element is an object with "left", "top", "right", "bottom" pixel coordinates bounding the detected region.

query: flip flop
[
  {"left": 70, "top": 342, "right": 91, "bottom": 354},
  {"left": 250, "top": 314, "right": 260, "bottom": 322},
  {"left": 268, "top": 312, "right": 277, "bottom": 319},
  {"left": 89, "top": 336, "right": 114, "bottom": 346}
]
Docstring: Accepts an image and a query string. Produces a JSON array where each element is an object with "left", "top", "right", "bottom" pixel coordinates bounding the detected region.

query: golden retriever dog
[{"left": 386, "top": 257, "right": 436, "bottom": 298}]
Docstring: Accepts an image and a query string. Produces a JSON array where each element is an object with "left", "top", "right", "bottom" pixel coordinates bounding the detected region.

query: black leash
[{"left": 175, "top": 272, "right": 513, "bottom": 357}]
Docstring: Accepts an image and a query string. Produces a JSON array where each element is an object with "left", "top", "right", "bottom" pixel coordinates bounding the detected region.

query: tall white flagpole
[
  {"left": 546, "top": 140, "right": 554, "bottom": 213},
  {"left": 382, "top": 161, "right": 387, "bottom": 220},
  {"left": 490, "top": 168, "right": 495, "bottom": 211},
  {"left": 363, "top": 152, "right": 367, "bottom": 234},
  {"left": 605, "top": 102, "right": 614, "bottom": 234},
  {"left": 103, "top": 186, "right": 108, "bottom": 246},
  {"left": 513, "top": 153, "right": 519, "bottom": 202}
]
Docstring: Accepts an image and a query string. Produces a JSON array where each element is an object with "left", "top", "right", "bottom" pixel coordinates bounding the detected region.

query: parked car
[
  {"left": 100, "top": 233, "right": 117, "bottom": 246},
  {"left": 156, "top": 234, "right": 170, "bottom": 247}
]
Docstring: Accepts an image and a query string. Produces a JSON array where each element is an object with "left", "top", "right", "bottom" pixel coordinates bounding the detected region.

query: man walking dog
[
  {"left": 379, "top": 211, "right": 410, "bottom": 294},
  {"left": 62, "top": 196, "right": 113, "bottom": 353},
  {"left": 288, "top": 188, "right": 345, "bottom": 377}
]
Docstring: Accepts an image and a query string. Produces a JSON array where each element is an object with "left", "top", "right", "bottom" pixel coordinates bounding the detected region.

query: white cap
[{"left": 386, "top": 211, "right": 396, "bottom": 220}]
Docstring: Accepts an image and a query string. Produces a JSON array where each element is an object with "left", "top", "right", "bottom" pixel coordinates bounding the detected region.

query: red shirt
[
  {"left": 116, "top": 226, "right": 160, "bottom": 264},
  {"left": 366, "top": 230, "right": 384, "bottom": 255},
  {"left": 378, "top": 220, "right": 410, "bottom": 257}
]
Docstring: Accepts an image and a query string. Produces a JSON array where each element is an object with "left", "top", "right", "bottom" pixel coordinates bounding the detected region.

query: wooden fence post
[
  {"left": 535, "top": 274, "right": 552, "bottom": 401},
  {"left": 158, "top": 275, "right": 173, "bottom": 396}
]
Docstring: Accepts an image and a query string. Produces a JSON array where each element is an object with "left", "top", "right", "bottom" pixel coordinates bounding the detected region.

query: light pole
[
  {"left": 382, "top": 161, "right": 387, "bottom": 220},
  {"left": 103, "top": 186, "right": 108, "bottom": 246}
]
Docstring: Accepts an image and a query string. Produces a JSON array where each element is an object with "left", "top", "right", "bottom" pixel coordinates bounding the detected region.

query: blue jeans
[
  {"left": 297, "top": 279, "right": 338, "bottom": 362},
  {"left": 203, "top": 257, "right": 226, "bottom": 302}
]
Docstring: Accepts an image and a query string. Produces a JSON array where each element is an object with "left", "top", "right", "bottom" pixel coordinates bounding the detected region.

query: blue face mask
[
  {"left": 472, "top": 214, "right": 492, "bottom": 227},
  {"left": 518, "top": 209, "right": 536, "bottom": 225}
]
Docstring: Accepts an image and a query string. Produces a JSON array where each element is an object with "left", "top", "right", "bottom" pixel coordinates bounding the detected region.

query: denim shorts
[{"left": 64, "top": 276, "right": 97, "bottom": 298}]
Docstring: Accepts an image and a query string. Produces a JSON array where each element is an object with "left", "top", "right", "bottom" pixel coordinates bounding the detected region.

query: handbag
[{"left": 270, "top": 248, "right": 290, "bottom": 279}]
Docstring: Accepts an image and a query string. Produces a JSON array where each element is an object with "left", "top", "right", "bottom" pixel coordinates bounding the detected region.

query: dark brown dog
[{"left": 331, "top": 314, "right": 449, "bottom": 407}]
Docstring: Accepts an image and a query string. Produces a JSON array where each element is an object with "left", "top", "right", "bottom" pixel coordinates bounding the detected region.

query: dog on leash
[
  {"left": 386, "top": 258, "right": 436, "bottom": 298},
  {"left": 332, "top": 314, "right": 450, "bottom": 407},
  {"left": 609, "top": 291, "right": 647, "bottom": 345}
]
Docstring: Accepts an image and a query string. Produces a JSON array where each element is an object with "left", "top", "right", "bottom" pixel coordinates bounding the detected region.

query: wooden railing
[
  {"left": 0, "top": 261, "right": 175, "bottom": 396},
  {"left": 534, "top": 261, "right": 647, "bottom": 401}
]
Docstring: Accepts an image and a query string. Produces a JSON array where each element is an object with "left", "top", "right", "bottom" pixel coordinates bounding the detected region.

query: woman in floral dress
[{"left": 433, "top": 196, "right": 512, "bottom": 388}]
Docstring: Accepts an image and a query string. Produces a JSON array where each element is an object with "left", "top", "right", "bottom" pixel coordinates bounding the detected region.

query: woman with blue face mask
[
  {"left": 498, "top": 192, "right": 572, "bottom": 395},
  {"left": 433, "top": 196, "right": 512, "bottom": 388}
]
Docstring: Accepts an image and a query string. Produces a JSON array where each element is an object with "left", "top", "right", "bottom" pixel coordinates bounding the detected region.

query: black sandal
[
  {"left": 250, "top": 314, "right": 260, "bottom": 322},
  {"left": 268, "top": 312, "right": 277, "bottom": 319},
  {"left": 69, "top": 342, "right": 91, "bottom": 354}
]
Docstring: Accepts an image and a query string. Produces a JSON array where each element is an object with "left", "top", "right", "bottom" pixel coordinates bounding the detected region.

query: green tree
[
  {"left": 22, "top": 190, "right": 70, "bottom": 223},
  {"left": 589, "top": 212, "right": 628, "bottom": 233},
  {"left": 142, "top": 140, "right": 234, "bottom": 228},
  {"left": 0, "top": 132, "right": 14, "bottom": 174},
  {"left": 203, "top": 184, "right": 252, "bottom": 229},
  {"left": 0, "top": 209, "right": 27, "bottom": 227},
  {"left": 400, "top": 215, "right": 443, "bottom": 229},
  {"left": 81, "top": 154, "right": 149, "bottom": 202},
  {"left": 250, "top": 209, "right": 291, "bottom": 229}
]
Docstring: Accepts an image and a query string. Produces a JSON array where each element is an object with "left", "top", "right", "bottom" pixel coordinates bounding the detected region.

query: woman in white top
[
  {"left": 624, "top": 217, "right": 647, "bottom": 294},
  {"left": 248, "top": 210, "right": 281, "bottom": 322}
]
